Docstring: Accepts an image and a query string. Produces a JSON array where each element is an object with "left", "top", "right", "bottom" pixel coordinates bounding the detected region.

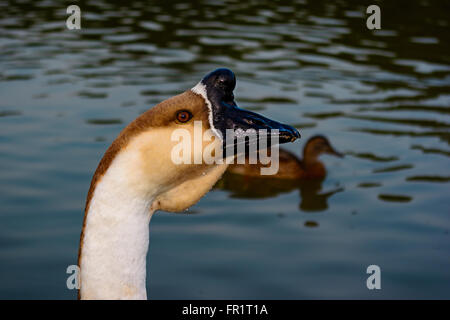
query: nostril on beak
[
  {"left": 242, "top": 118, "right": 254, "bottom": 126},
  {"left": 242, "top": 117, "right": 265, "bottom": 128}
]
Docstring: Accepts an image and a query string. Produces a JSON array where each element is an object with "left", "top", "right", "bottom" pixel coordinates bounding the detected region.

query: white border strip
[{"left": 191, "top": 82, "right": 223, "bottom": 141}]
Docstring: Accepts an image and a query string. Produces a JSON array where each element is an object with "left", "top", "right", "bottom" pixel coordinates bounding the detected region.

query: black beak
[
  {"left": 198, "top": 68, "right": 300, "bottom": 148},
  {"left": 222, "top": 105, "right": 300, "bottom": 144}
]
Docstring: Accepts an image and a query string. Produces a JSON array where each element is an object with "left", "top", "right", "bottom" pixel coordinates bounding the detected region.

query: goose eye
[{"left": 176, "top": 110, "right": 192, "bottom": 123}]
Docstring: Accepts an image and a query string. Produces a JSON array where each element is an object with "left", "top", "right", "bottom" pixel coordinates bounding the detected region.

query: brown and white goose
[{"left": 78, "top": 68, "right": 300, "bottom": 300}]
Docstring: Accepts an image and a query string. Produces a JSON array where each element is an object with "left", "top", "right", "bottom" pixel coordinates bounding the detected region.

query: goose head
[
  {"left": 85, "top": 68, "right": 300, "bottom": 214},
  {"left": 192, "top": 68, "right": 300, "bottom": 145}
]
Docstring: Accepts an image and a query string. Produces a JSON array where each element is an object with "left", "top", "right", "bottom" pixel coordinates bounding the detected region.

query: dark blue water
[{"left": 0, "top": 0, "right": 449, "bottom": 299}]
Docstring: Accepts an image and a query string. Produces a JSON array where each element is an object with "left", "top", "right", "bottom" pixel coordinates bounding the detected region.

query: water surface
[{"left": 0, "top": 0, "right": 449, "bottom": 299}]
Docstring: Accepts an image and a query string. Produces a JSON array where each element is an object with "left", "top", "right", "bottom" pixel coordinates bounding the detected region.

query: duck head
[
  {"left": 303, "top": 135, "right": 343, "bottom": 163},
  {"left": 88, "top": 68, "right": 300, "bottom": 213}
]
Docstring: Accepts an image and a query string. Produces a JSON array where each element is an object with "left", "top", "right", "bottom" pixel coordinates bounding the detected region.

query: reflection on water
[
  {"left": 0, "top": 0, "right": 449, "bottom": 299},
  {"left": 217, "top": 173, "right": 344, "bottom": 213},
  {"left": 357, "top": 182, "right": 382, "bottom": 188},
  {"left": 85, "top": 118, "right": 123, "bottom": 125},
  {"left": 373, "top": 164, "right": 414, "bottom": 173},
  {"left": 378, "top": 194, "right": 413, "bottom": 203},
  {"left": 346, "top": 151, "right": 398, "bottom": 162}
]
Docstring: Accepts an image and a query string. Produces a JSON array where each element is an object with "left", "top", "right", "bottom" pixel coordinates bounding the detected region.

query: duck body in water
[{"left": 228, "top": 135, "right": 343, "bottom": 179}]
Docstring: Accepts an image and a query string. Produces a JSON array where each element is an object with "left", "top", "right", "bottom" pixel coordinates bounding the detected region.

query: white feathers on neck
[
  {"left": 80, "top": 149, "right": 156, "bottom": 300},
  {"left": 191, "top": 82, "right": 223, "bottom": 140}
]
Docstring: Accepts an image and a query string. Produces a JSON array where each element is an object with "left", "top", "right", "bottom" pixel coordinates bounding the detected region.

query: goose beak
[
  {"left": 223, "top": 106, "right": 301, "bottom": 143},
  {"left": 194, "top": 68, "right": 300, "bottom": 146}
]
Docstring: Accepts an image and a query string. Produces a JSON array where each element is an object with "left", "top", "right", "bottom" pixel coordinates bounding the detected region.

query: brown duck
[{"left": 228, "top": 135, "right": 343, "bottom": 179}]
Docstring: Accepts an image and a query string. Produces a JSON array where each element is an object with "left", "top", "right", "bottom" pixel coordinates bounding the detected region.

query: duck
[
  {"left": 217, "top": 170, "right": 344, "bottom": 212},
  {"left": 227, "top": 135, "right": 343, "bottom": 180},
  {"left": 77, "top": 68, "right": 300, "bottom": 300}
]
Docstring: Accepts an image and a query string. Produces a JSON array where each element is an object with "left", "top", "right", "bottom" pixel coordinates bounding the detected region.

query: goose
[
  {"left": 78, "top": 68, "right": 300, "bottom": 300},
  {"left": 227, "top": 135, "right": 343, "bottom": 180}
]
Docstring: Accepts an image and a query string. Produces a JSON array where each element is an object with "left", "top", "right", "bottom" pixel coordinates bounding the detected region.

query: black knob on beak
[{"left": 202, "top": 68, "right": 236, "bottom": 103}]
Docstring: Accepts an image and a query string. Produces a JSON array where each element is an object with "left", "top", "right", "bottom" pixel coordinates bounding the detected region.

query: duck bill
[{"left": 327, "top": 147, "right": 344, "bottom": 158}]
